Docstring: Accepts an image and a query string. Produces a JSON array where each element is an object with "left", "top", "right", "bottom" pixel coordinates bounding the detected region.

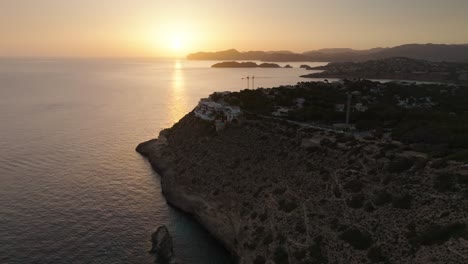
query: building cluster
[
  {"left": 395, "top": 95, "right": 435, "bottom": 109},
  {"left": 194, "top": 96, "right": 242, "bottom": 131}
]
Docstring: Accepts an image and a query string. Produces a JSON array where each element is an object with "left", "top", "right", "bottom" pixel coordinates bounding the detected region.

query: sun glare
[
  {"left": 171, "top": 36, "right": 183, "bottom": 50},
  {"left": 152, "top": 22, "right": 197, "bottom": 56}
]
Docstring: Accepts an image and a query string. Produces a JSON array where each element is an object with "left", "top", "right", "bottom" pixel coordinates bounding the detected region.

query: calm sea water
[{"left": 0, "top": 58, "right": 326, "bottom": 264}]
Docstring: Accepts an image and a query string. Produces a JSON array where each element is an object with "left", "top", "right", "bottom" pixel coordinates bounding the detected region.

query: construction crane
[
  {"left": 241, "top": 76, "right": 273, "bottom": 89},
  {"left": 241, "top": 76, "right": 250, "bottom": 89}
]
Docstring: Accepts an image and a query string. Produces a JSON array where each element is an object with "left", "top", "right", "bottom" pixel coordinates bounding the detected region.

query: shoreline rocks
[{"left": 150, "top": 225, "right": 176, "bottom": 263}]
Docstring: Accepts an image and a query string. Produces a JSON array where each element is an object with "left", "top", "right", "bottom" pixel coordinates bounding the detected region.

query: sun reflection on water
[{"left": 168, "top": 60, "right": 188, "bottom": 125}]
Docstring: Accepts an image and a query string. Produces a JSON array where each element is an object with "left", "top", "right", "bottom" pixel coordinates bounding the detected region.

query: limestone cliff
[{"left": 137, "top": 111, "right": 468, "bottom": 264}]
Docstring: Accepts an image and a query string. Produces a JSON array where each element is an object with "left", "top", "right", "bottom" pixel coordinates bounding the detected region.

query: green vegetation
[{"left": 221, "top": 80, "right": 468, "bottom": 162}]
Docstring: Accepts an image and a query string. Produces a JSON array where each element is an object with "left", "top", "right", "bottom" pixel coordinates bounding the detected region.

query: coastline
[
  {"left": 136, "top": 119, "right": 239, "bottom": 261},
  {"left": 137, "top": 111, "right": 468, "bottom": 263}
]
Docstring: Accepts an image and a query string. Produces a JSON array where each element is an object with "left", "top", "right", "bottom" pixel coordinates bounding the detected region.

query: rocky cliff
[{"left": 137, "top": 111, "right": 468, "bottom": 263}]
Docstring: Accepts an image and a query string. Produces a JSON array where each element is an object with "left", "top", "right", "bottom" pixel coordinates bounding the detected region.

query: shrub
[
  {"left": 259, "top": 212, "right": 268, "bottom": 222},
  {"left": 273, "top": 187, "right": 287, "bottom": 195},
  {"left": 263, "top": 233, "right": 273, "bottom": 245},
  {"left": 446, "top": 150, "right": 468, "bottom": 162},
  {"left": 333, "top": 186, "right": 342, "bottom": 198},
  {"left": 339, "top": 228, "right": 373, "bottom": 250},
  {"left": 293, "top": 249, "right": 307, "bottom": 260},
  {"left": 274, "top": 246, "right": 289, "bottom": 264},
  {"left": 431, "top": 159, "right": 448, "bottom": 169},
  {"left": 295, "top": 221, "right": 306, "bottom": 233},
  {"left": 278, "top": 199, "right": 298, "bottom": 213},
  {"left": 309, "top": 236, "right": 328, "bottom": 263},
  {"left": 387, "top": 157, "right": 414, "bottom": 173},
  {"left": 410, "top": 223, "right": 467, "bottom": 246},
  {"left": 367, "top": 246, "right": 387, "bottom": 263},
  {"left": 392, "top": 193, "right": 412, "bottom": 209},
  {"left": 373, "top": 189, "right": 393, "bottom": 206},
  {"left": 347, "top": 194, "right": 365, "bottom": 208},
  {"left": 344, "top": 179, "right": 363, "bottom": 193},
  {"left": 458, "top": 173, "right": 468, "bottom": 186},
  {"left": 433, "top": 173, "right": 457, "bottom": 192},
  {"left": 253, "top": 256, "right": 266, "bottom": 264}
]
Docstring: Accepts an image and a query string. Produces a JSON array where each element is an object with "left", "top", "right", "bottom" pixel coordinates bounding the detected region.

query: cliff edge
[{"left": 137, "top": 112, "right": 468, "bottom": 263}]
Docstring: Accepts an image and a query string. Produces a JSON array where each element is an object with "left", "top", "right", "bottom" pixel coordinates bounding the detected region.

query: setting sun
[
  {"left": 151, "top": 22, "right": 196, "bottom": 57},
  {"left": 171, "top": 35, "right": 183, "bottom": 50}
]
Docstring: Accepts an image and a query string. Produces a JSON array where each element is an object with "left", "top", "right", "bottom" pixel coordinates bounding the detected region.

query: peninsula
[
  {"left": 137, "top": 80, "right": 468, "bottom": 263},
  {"left": 301, "top": 57, "right": 468, "bottom": 83}
]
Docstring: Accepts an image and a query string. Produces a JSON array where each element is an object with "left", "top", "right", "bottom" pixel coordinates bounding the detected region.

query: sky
[{"left": 1, "top": 0, "right": 468, "bottom": 57}]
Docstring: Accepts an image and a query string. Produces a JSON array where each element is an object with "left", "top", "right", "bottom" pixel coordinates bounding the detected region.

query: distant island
[
  {"left": 301, "top": 57, "right": 468, "bottom": 83},
  {"left": 188, "top": 43, "right": 468, "bottom": 63},
  {"left": 138, "top": 80, "right": 468, "bottom": 263},
  {"left": 211, "top": 61, "right": 291, "bottom": 68}
]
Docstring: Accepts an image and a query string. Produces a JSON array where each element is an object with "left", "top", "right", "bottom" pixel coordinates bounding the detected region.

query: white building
[
  {"left": 194, "top": 99, "right": 241, "bottom": 123},
  {"left": 335, "top": 104, "right": 345, "bottom": 112},
  {"left": 355, "top": 103, "right": 368, "bottom": 112},
  {"left": 272, "top": 107, "right": 290, "bottom": 117}
]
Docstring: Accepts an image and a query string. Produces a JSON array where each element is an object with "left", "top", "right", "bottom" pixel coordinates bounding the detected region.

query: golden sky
[{"left": 1, "top": 0, "right": 468, "bottom": 57}]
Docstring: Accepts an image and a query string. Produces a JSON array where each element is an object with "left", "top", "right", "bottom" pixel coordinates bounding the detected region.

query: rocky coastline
[{"left": 137, "top": 110, "right": 468, "bottom": 263}]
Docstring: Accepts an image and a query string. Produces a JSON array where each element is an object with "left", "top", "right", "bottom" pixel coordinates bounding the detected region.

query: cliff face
[{"left": 137, "top": 112, "right": 468, "bottom": 264}]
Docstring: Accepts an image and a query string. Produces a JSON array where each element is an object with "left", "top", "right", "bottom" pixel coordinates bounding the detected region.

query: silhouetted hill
[
  {"left": 211, "top": 61, "right": 281, "bottom": 68},
  {"left": 306, "top": 47, "right": 386, "bottom": 55},
  {"left": 187, "top": 49, "right": 310, "bottom": 61},
  {"left": 188, "top": 44, "right": 468, "bottom": 63},
  {"left": 369, "top": 44, "right": 468, "bottom": 62}
]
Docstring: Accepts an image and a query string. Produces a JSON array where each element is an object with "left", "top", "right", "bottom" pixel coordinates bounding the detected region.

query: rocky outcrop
[
  {"left": 299, "top": 64, "right": 312, "bottom": 70},
  {"left": 211, "top": 61, "right": 282, "bottom": 68},
  {"left": 212, "top": 61, "right": 258, "bottom": 68},
  {"left": 150, "top": 225, "right": 177, "bottom": 263},
  {"left": 138, "top": 112, "right": 468, "bottom": 263}
]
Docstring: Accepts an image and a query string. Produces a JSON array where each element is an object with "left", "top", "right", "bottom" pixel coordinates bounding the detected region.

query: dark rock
[
  {"left": 284, "top": 64, "right": 293, "bottom": 68},
  {"left": 150, "top": 225, "right": 177, "bottom": 263},
  {"left": 136, "top": 139, "right": 158, "bottom": 157}
]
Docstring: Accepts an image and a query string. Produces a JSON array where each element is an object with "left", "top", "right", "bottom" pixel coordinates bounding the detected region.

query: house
[
  {"left": 272, "top": 107, "right": 291, "bottom": 117},
  {"left": 355, "top": 103, "right": 368, "bottom": 112},
  {"left": 335, "top": 104, "right": 345, "bottom": 112},
  {"left": 295, "top": 98, "right": 306, "bottom": 108},
  {"left": 194, "top": 98, "right": 242, "bottom": 124}
]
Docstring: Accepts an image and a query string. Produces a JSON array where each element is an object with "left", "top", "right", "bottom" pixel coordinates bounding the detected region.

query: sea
[{"left": 0, "top": 58, "right": 327, "bottom": 264}]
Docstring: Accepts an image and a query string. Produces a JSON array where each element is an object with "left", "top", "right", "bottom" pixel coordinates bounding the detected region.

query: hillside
[{"left": 187, "top": 44, "right": 468, "bottom": 63}]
